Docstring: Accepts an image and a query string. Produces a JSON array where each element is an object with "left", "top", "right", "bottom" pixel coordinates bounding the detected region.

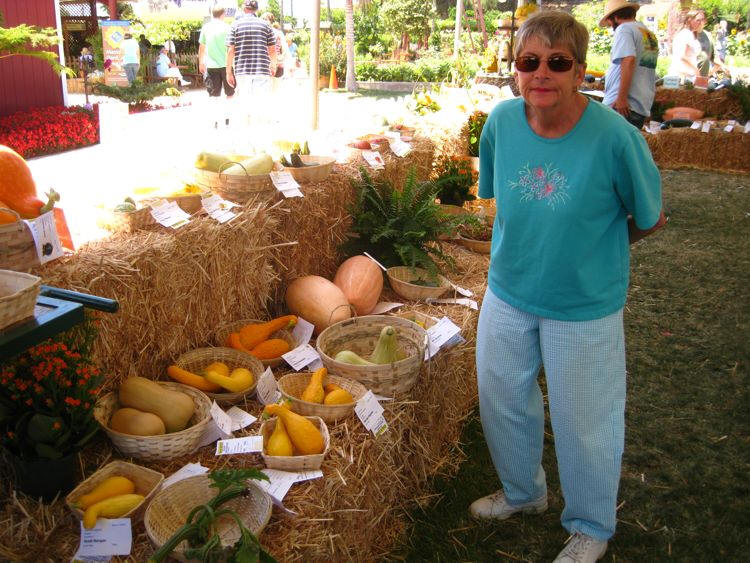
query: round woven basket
[
  {"left": 0, "top": 211, "right": 37, "bottom": 271},
  {"left": 316, "top": 315, "right": 427, "bottom": 396},
  {"left": 215, "top": 319, "right": 298, "bottom": 368},
  {"left": 145, "top": 474, "right": 272, "bottom": 561},
  {"left": 277, "top": 373, "right": 367, "bottom": 422},
  {"left": 0, "top": 269, "right": 41, "bottom": 330},
  {"left": 386, "top": 266, "right": 451, "bottom": 301},
  {"left": 194, "top": 159, "right": 276, "bottom": 204},
  {"left": 94, "top": 382, "right": 212, "bottom": 462},
  {"left": 282, "top": 155, "right": 335, "bottom": 183},
  {"left": 260, "top": 415, "right": 329, "bottom": 471},
  {"left": 174, "top": 347, "right": 263, "bottom": 405},
  {"left": 96, "top": 206, "right": 156, "bottom": 233},
  {"left": 456, "top": 233, "right": 492, "bottom": 254}
]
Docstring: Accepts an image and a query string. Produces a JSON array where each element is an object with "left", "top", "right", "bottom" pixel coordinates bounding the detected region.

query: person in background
[
  {"left": 156, "top": 46, "right": 190, "bottom": 86},
  {"left": 667, "top": 11, "right": 702, "bottom": 80},
  {"left": 121, "top": 32, "right": 140, "bottom": 85},
  {"left": 261, "top": 13, "right": 286, "bottom": 78},
  {"left": 138, "top": 34, "right": 152, "bottom": 58},
  {"left": 164, "top": 38, "right": 177, "bottom": 61},
  {"left": 199, "top": 4, "right": 234, "bottom": 129},
  {"left": 600, "top": 0, "right": 658, "bottom": 130},
  {"left": 715, "top": 20, "right": 728, "bottom": 64},
  {"left": 472, "top": 11, "right": 666, "bottom": 563},
  {"left": 693, "top": 10, "right": 727, "bottom": 77}
]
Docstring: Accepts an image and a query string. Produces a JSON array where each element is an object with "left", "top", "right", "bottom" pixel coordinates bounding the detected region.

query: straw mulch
[
  {"left": 645, "top": 126, "right": 750, "bottom": 174},
  {"left": 653, "top": 87, "right": 744, "bottom": 120}
]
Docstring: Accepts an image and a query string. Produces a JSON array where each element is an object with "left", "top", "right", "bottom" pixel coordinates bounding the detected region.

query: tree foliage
[
  {"left": 381, "top": 0, "right": 435, "bottom": 42},
  {"left": 0, "top": 10, "right": 73, "bottom": 76}
]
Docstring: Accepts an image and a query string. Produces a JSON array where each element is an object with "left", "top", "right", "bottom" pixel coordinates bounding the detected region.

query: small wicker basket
[
  {"left": 277, "top": 373, "right": 367, "bottom": 422},
  {"left": 386, "top": 266, "right": 451, "bottom": 301},
  {"left": 65, "top": 460, "right": 164, "bottom": 524},
  {"left": 0, "top": 269, "right": 41, "bottom": 330},
  {"left": 194, "top": 158, "right": 276, "bottom": 204},
  {"left": 316, "top": 315, "right": 427, "bottom": 396},
  {"left": 215, "top": 319, "right": 298, "bottom": 368},
  {"left": 260, "top": 415, "right": 329, "bottom": 471},
  {"left": 97, "top": 206, "right": 156, "bottom": 233},
  {"left": 0, "top": 211, "right": 38, "bottom": 271},
  {"left": 456, "top": 233, "right": 492, "bottom": 254},
  {"left": 392, "top": 310, "right": 439, "bottom": 330},
  {"left": 145, "top": 474, "right": 272, "bottom": 561},
  {"left": 174, "top": 347, "right": 263, "bottom": 405},
  {"left": 94, "top": 382, "right": 212, "bottom": 462},
  {"left": 282, "top": 155, "right": 335, "bottom": 183}
]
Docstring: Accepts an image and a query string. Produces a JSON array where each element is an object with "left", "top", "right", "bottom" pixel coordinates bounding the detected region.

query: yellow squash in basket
[
  {"left": 323, "top": 388, "right": 354, "bottom": 405},
  {"left": 300, "top": 367, "right": 326, "bottom": 404},
  {"left": 264, "top": 404, "right": 324, "bottom": 455},
  {"left": 266, "top": 417, "right": 294, "bottom": 457},
  {"left": 205, "top": 367, "right": 254, "bottom": 393},
  {"left": 74, "top": 476, "right": 136, "bottom": 509},
  {"left": 83, "top": 493, "right": 145, "bottom": 529}
]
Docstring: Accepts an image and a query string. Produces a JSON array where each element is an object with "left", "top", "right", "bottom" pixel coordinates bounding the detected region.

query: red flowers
[{"left": 0, "top": 105, "right": 99, "bottom": 159}]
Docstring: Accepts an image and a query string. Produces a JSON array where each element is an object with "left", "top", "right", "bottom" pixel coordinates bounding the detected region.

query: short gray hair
[{"left": 513, "top": 11, "right": 589, "bottom": 65}]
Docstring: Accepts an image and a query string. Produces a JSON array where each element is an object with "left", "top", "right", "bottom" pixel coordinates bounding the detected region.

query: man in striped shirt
[{"left": 226, "top": 0, "right": 277, "bottom": 128}]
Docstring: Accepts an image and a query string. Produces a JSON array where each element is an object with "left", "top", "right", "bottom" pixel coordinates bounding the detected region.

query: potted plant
[
  {"left": 457, "top": 217, "right": 493, "bottom": 254},
  {"left": 434, "top": 155, "right": 477, "bottom": 209},
  {"left": 467, "top": 110, "right": 488, "bottom": 162}
]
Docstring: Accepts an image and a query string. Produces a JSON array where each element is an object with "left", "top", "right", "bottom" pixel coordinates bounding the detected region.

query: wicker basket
[
  {"left": 174, "top": 347, "right": 263, "bottom": 405},
  {"left": 94, "top": 382, "right": 212, "bottom": 462},
  {"left": 65, "top": 460, "right": 164, "bottom": 524},
  {"left": 97, "top": 206, "right": 156, "bottom": 233},
  {"left": 456, "top": 233, "right": 492, "bottom": 254},
  {"left": 277, "top": 373, "right": 367, "bottom": 422},
  {"left": 316, "top": 315, "right": 427, "bottom": 396},
  {"left": 392, "top": 310, "right": 439, "bottom": 330},
  {"left": 386, "top": 266, "right": 451, "bottom": 301},
  {"left": 141, "top": 193, "right": 204, "bottom": 215},
  {"left": 0, "top": 211, "right": 38, "bottom": 271},
  {"left": 260, "top": 415, "right": 329, "bottom": 470},
  {"left": 282, "top": 155, "right": 335, "bottom": 183},
  {"left": 0, "top": 270, "right": 41, "bottom": 330},
  {"left": 215, "top": 319, "right": 299, "bottom": 368},
  {"left": 145, "top": 474, "right": 272, "bottom": 561},
  {"left": 194, "top": 159, "right": 276, "bottom": 204}
]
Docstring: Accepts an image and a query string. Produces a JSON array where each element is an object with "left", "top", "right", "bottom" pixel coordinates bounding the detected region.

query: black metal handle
[{"left": 39, "top": 286, "right": 119, "bottom": 313}]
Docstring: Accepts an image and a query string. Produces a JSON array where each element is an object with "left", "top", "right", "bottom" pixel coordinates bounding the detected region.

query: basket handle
[
  {"left": 218, "top": 159, "right": 250, "bottom": 180},
  {"left": 0, "top": 207, "right": 21, "bottom": 222},
  {"left": 328, "top": 303, "right": 357, "bottom": 326}
]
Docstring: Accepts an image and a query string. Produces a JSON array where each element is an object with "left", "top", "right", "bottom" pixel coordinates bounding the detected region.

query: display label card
[
  {"left": 282, "top": 343, "right": 321, "bottom": 371},
  {"left": 294, "top": 469, "right": 324, "bottom": 482},
  {"left": 728, "top": 120, "right": 736, "bottom": 126},
  {"left": 383, "top": 130, "right": 401, "bottom": 140},
  {"left": 370, "top": 301, "right": 404, "bottom": 314},
  {"left": 701, "top": 121, "right": 711, "bottom": 133},
  {"left": 690, "top": 121, "right": 701, "bottom": 130},
  {"left": 362, "top": 150, "right": 385, "bottom": 170},
  {"left": 210, "top": 401, "right": 234, "bottom": 436},
  {"left": 25, "top": 211, "right": 63, "bottom": 264},
  {"left": 270, "top": 171, "right": 304, "bottom": 198},
  {"left": 308, "top": 357, "right": 324, "bottom": 371},
  {"left": 425, "top": 297, "right": 479, "bottom": 310},
  {"left": 258, "top": 469, "right": 297, "bottom": 501},
  {"left": 662, "top": 75, "right": 680, "bottom": 89},
  {"left": 292, "top": 317, "right": 315, "bottom": 346},
  {"left": 744, "top": 121, "right": 750, "bottom": 134},
  {"left": 425, "top": 316, "right": 462, "bottom": 360},
  {"left": 195, "top": 419, "right": 230, "bottom": 450},
  {"left": 202, "top": 194, "right": 237, "bottom": 223},
  {"left": 215, "top": 436, "right": 263, "bottom": 455},
  {"left": 256, "top": 367, "right": 281, "bottom": 405},
  {"left": 648, "top": 121, "right": 661, "bottom": 134},
  {"left": 373, "top": 394, "right": 393, "bottom": 402},
  {"left": 389, "top": 139, "right": 412, "bottom": 157},
  {"left": 448, "top": 282, "right": 473, "bottom": 297},
  {"left": 162, "top": 463, "right": 209, "bottom": 489},
  {"left": 150, "top": 200, "right": 190, "bottom": 228},
  {"left": 355, "top": 390, "right": 388, "bottom": 436},
  {"left": 332, "top": 146, "right": 349, "bottom": 164},
  {"left": 724, "top": 123, "right": 734, "bottom": 132},
  {"left": 74, "top": 519, "right": 132, "bottom": 558},
  {"left": 227, "top": 406, "right": 257, "bottom": 431},
  {"left": 364, "top": 252, "right": 387, "bottom": 271}
]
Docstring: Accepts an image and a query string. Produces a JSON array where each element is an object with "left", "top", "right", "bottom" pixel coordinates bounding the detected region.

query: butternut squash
[
  {"left": 83, "top": 493, "right": 145, "bottom": 529},
  {"left": 266, "top": 417, "right": 294, "bottom": 457},
  {"left": 239, "top": 315, "right": 297, "bottom": 350},
  {"left": 74, "top": 476, "right": 136, "bottom": 510},
  {"left": 250, "top": 338, "right": 291, "bottom": 360},
  {"left": 333, "top": 255, "right": 384, "bottom": 316},
  {"left": 300, "top": 367, "right": 326, "bottom": 404},
  {"left": 109, "top": 407, "right": 166, "bottom": 436},
  {"left": 166, "top": 365, "right": 222, "bottom": 392},
  {"left": 204, "top": 367, "right": 254, "bottom": 393},
  {"left": 227, "top": 332, "right": 251, "bottom": 353},
  {"left": 323, "top": 388, "right": 354, "bottom": 405},
  {"left": 204, "top": 362, "right": 229, "bottom": 378},
  {"left": 263, "top": 404, "right": 324, "bottom": 455},
  {"left": 118, "top": 377, "right": 194, "bottom": 433},
  {"left": 285, "top": 276, "right": 351, "bottom": 334}
]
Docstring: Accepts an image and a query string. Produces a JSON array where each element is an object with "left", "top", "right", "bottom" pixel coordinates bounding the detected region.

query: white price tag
[
  {"left": 227, "top": 406, "right": 257, "bottom": 431},
  {"left": 270, "top": 171, "right": 304, "bottom": 198},
  {"left": 448, "top": 282, "right": 473, "bottom": 297},
  {"left": 194, "top": 419, "right": 230, "bottom": 450},
  {"left": 389, "top": 139, "right": 412, "bottom": 157},
  {"left": 744, "top": 121, "right": 750, "bottom": 134},
  {"left": 292, "top": 317, "right": 315, "bottom": 346},
  {"left": 662, "top": 75, "right": 680, "bottom": 89},
  {"left": 308, "top": 357, "right": 324, "bottom": 371},
  {"left": 701, "top": 121, "right": 711, "bottom": 133},
  {"left": 690, "top": 121, "right": 701, "bottom": 130},
  {"left": 362, "top": 150, "right": 385, "bottom": 170},
  {"left": 355, "top": 390, "right": 388, "bottom": 436},
  {"left": 257, "top": 469, "right": 298, "bottom": 501},
  {"left": 24, "top": 211, "right": 63, "bottom": 264},
  {"left": 294, "top": 469, "right": 324, "bottom": 482},
  {"left": 384, "top": 130, "right": 401, "bottom": 140},
  {"left": 370, "top": 301, "right": 404, "bottom": 314},
  {"left": 215, "top": 435, "right": 263, "bottom": 455},
  {"left": 202, "top": 194, "right": 237, "bottom": 223},
  {"left": 648, "top": 121, "right": 661, "bottom": 134},
  {"left": 282, "top": 344, "right": 321, "bottom": 371},
  {"left": 728, "top": 120, "right": 736, "bottom": 126},
  {"left": 150, "top": 200, "right": 190, "bottom": 228},
  {"left": 210, "top": 401, "right": 234, "bottom": 436},
  {"left": 256, "top": 367, "right": 281, "bottom": 405},
  {"left": 162, "top": 463, "right": 209, "bottom": 489},
  {"left": 724, "top": 124, "right": 734, "bottom": 132},
  {"left": 425, "top": 317, "right": 462, "bottom": 360},
  {"left": 425, "top": 297, "right": 478, "bottom": 310},
  {"left": 74, "top": 519, "right": 132, "bottom": 558}
]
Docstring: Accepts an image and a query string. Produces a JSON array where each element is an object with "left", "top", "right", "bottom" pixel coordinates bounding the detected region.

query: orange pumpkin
[
  {"left": 333, "top": 255, "right": 383, "bottom": 316},
  {"left": 285, "top": 276, "right": 351, "bottom": 334},
  {"left": 0, "top": 145, "right": 47, "bottom": 219},
  {"left": 0, "top": 200, "right": 19, "bottom": 225}
]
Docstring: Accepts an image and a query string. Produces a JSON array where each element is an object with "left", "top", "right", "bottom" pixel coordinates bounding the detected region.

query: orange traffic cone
[{"left": 329, "top": 65, "right": 338, "bottom": 89}]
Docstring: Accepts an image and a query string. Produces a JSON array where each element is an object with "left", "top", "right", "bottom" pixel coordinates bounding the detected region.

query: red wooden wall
[{"left": 0, "top": 0, "right": 64, "bottom": 117}]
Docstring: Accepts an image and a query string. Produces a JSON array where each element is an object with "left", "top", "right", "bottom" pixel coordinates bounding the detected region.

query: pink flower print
[
  {"left": 534, "top": 167, "right": 545, "bottom": 179},
  {"left": 508, "top": 163, "right": 570, "bottom": 209},
  {"left": 545, "top": 183, "right": 555, "bottom": 194}
]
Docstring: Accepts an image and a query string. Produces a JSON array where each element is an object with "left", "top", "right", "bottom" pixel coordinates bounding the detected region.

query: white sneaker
[
  {"left": 469, "top": 490, "right": 547, "bottom": 520},
  {"left": 180, "top": 79, "right": 191, "bottom": 86},
  {"left": 553, "top": 533, "right": 608, "bottom": 563}
]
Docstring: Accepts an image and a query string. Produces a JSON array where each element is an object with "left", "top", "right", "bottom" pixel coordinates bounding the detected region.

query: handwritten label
[
  {"left": 257, "top": 468, "right": 321, "bottom": 501},
  {"left": 150, "top": 200, "right": 190, "bottom": 228},
  {"left": 389, "top": 139, "right": 412, "bottom": 157},
  {"left": 74, "top": 519, "right": 132, "bottom": 558},
  {"left": 195, "top": 419, "right": 230, "bottom": 450},
  {"left": 227, "top": 406, "right": 257, "bottom": 431},
  {"left": 256, "top": 367, "right": 281, "bottom": 405},
  {"left": 282, "top": 343, "right": 321, "bottom": 371},
  {"left": 662, "top": 75, "right": 680, "bottom": 89},
  {"left": 25, "top": 211, "right": 63, "bottom": 264},
  {"left": 270, "top": 171, "right": 304, "bottom": 198},
  {"left": 744, "top": 121, "right": 750, "bottom": 134},
  {"left": 362, "top": 150, "right": 385, "bottom": 170},
  {"left": 690, "top": 121, "right": 701, "bottom": 130},
  {"left": 162, "top": 462, "right": 209, "bottom": 490},
  {"left": 215, "top": 436, "right": 263, "bottom": 455},
  {"left": 724, "top": 124, "right": 734, "bottom": 132},
  {"left": 425, "top": 297, "right": 478, "bottom": 310},
  {"left": 355, "top": 390, "right": 388, "bottom": 436},
  {"left": 292, "top": 317, "right": 315, "bottom": 346},
  {"left": 370, "top": 301, "right": 404, "bottom": 314},
  {"left": 425, "top": 316, "right": 462, "bottom": 360},
  {"left": 701, "top": 121, "right": 711, "bottom": 133},
  {"left": 448, "top": 282, "right": 473, "bottom": 297},
  {"left": 202, "top": 194, "right": 237, "bottom": 223},
  {"left": 210, "top": 401, "right": 234, "bottom": 436},
  {"left": 648, "top": 121, "right": 661, "bottom": 134}
]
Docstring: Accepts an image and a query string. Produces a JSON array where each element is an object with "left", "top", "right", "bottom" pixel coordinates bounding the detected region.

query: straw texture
[
  {"left": 0, "top": 270, "right": 41, "bottom": 330},
  {"left": 260, "top": 416, "right": 330, "bottom": 470},
  {"left": 283, "top": 156, "right": 335, "bottom": 183},
  {"left": 174, "top": 347, "right": 263, "bottom": 405},
  {"left": 96, "top": 206, "right": 157, "bottom": 234},
  {"left": 277, "top": 372, "right": 367, "bottom": 422},
  {"left": 387, "top": 266, "right": 451, "bottom": 301}
]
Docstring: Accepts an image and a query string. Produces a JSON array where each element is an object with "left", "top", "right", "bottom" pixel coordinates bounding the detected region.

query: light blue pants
[{"left": 476, "top": 289, "right": 625, "bottom": 541}]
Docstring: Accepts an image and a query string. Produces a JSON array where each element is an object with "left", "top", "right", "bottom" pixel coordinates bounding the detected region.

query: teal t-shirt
[
  {"left": 478, "top": 98, "right": 662, "bottom": 321},
  {"left": 199, "top": 19, "right": 230, "bottom": 69}
]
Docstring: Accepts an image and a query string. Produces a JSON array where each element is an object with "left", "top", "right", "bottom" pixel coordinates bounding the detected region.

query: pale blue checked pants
[{"left": 476, "top": 289, "right": 626, "bottom": 541}]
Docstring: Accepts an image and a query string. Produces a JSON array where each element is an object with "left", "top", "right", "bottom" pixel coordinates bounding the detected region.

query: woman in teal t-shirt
[{"left": 470, "top": 11, "right": 666, "bottom": 563}]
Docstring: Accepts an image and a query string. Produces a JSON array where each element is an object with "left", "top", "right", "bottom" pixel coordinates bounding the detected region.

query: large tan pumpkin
[
  {"left": 285, "top": 275, "right": 351, "bottom": 334},
  {"left": 333, "top": 255, "right": 383, "bottom": 316}
]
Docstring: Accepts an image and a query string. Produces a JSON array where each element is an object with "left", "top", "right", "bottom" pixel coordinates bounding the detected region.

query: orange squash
[
  {"left": 227, "top": 332, "right": 251, "bottom": 353},
  {"left": 333, "top": 255, "right": 383, "bottom": 316},
  {"left": 0, "top": 200, "right": 18, "bottom": 225},
  {"left": 249, "top": 338, "right": 291, "bottom": 360},
  {"left": 239, "top": 315, "right": 297, "bottom": 350},
  {"left": 285, "top": 275, "right": 351, "bottom": 334},
  {"left": 0, "top": 145, "right": 49, "bottom": 219}
]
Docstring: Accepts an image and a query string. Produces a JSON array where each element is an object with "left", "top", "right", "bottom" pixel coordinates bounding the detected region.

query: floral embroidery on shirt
[{"left": 508, "top": 163, "right": 570, "bottom": 209}]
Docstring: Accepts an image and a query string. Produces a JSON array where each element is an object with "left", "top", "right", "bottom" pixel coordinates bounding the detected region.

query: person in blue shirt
[{"left": 470, "top": 11, "right": 666, "bottom": 563}]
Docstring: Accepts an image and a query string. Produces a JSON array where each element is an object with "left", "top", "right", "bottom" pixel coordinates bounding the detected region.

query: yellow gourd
[
  {"left": 323, "top": 383, "right": 342, "bottom": 394},
  {"left": 74, "top": 476, "right": 136, "bottom": 509},
  {"left": 323, "top": 388, "right": 354, "bottom": 405},
  {"left": 118, "top": 377, "right": 194, "bottom": 433},
  {"left": 166, "top": 365, "right": 222, "bottom": 392},
  {"left": 109, "top": 407, "right": 166, "bottom": 436},
  {"left": 83, "top": 493, "right": 145, "bottom": 529},
  {"left": 204, "top": 362, "right": 229, "bottom": 377},
  {"left": 266, "top": 417, "right": 294, "bottom": 457},
  {"left": 300, "top": 367, "right": 326, "bottom": 404},
  {"left": 263, "top": 404, "right": 324, "bottom": 455},
  {"left": 205, "top": 367, "right": 254, "bottom": 393}
]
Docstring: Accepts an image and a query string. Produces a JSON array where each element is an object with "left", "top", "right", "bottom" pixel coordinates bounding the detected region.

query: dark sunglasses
[{"left": 515, "top": 55, "right": 576, "bottom": 73}]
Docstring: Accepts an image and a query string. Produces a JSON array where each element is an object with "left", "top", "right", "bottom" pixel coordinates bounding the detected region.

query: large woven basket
[
  {"left": 215, "top": 319, "right": 298, "bottom": 368},
  {"left": 194, "top": 159, "right": 276, "bottom": 204},
  {"left": 277, "top": 372, "right": 367, "bottom": 422},
  {"left": 316, "top": 315, "right": 427, "bottom": 396},
  {"left": 456, "top": 233, "right": 492, "bottom": 254},
  {"left": 0, "top": 270, "right": 41, "bottom": 330},
  {"left": 97, "top": 206, "right": 156, "bottom": 233},
  {"left": 145, "top": 474, "right": 272, "bottom": 561},
  {"left": 94, "top": 382, "right": 212, "bottom": 462},
  {"left": 260, "top": 415, "right": 329, "bottom": 471},
  {"left": 386, "top": 266, "right": 451, "bottom": 301},
  {"left": 282, "top": 155, "right": 335, "bottom": 183},
  {"left": 174, "top": 347, "right": 263, "bottom": 405},
  {"left": 0, "top": 211, "right": 38, "bottom": 271},
  {"left": 65, "top": 460, "right": 164, "bottom": 524}
]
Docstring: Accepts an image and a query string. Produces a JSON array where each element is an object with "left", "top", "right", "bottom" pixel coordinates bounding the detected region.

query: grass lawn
[{"left": 393, "top": 169, "right": 750, "bottom": 561}]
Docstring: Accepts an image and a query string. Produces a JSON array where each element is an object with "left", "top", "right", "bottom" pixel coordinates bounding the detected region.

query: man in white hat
[{"left": 600, "top": 0, "right": 658, "bottom": 129}]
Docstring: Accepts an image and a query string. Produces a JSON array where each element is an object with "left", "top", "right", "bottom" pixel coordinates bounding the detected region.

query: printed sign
[
  {"left": 74, "top": 519, "right": 132, "bottom": 558},
  {"left": 355, "top": 391, "right": 388, "bottom": 436},
  {"left": 101, "top": 21, "right": 130, "bottom": 86},
  {"left": 256, "top": 367, "right": 281, "bottom": 405},
  {"left": 25, "top": 211, "right": 63, "bottom": 264},
  {"left": 215, "top": 436, "right": 263, "bottom": 455}
]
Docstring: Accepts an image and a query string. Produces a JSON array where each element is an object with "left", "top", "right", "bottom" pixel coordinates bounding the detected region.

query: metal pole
[
  {"left": 508, "top": 0, "right": 518, "bottom": 74},
  {"left": 310, "top": 1, "right": 320, "bottom": 130}
]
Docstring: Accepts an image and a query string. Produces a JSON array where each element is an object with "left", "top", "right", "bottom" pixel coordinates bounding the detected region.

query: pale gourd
[
  {"left": 370, "top": 326, "right": 405, "bottom": 364},
  {"left": 109, "top": 407, "right": 166, "bottom": 436},
  {"left": 285, "top": 275, "right": 351, "bottom": 334},
  {"left": 300, "top": 367, "right": 326, "bottom": 404},
  {"left": 222, "top": 153, "right": 274, "bottom": 176},
  {"left": 266, "top": 417, "right": 294, "bottom": 457},
  {"left": 334, "top": 350, "right": 375, "bottom": 366},
  {"left": 118, "top": 377, "right": 194, "bottom": 433},
  {"left": 333, "top": 256, "right": 383, "bottom": 316},
  {"left": 264, "top": 404, "right": 325, "bottom": 455}
]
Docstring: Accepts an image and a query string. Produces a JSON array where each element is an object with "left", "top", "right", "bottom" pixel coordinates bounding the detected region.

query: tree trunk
[
  {"left": 475, "top": 0, "right": 487, "bottom": 49},
  {"left": 327, "top": 0, "right": 333, "bottom": 23},
  {"left": 344, "top": 0, "right": 357, "bottom": 92},
  {"left": 453, "top": 0, "right": 463, "bottom": 58},
  {"left": 311, "top": 1, "right": 321, "bottom": 129}
]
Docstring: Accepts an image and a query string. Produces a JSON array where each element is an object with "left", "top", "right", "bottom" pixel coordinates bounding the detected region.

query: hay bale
[
  {"left": 645, "top": 127, "right": 750, "bottom": 174},
  {"left": 653, "top": 87, "right": 744, "bottom": 120}
]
